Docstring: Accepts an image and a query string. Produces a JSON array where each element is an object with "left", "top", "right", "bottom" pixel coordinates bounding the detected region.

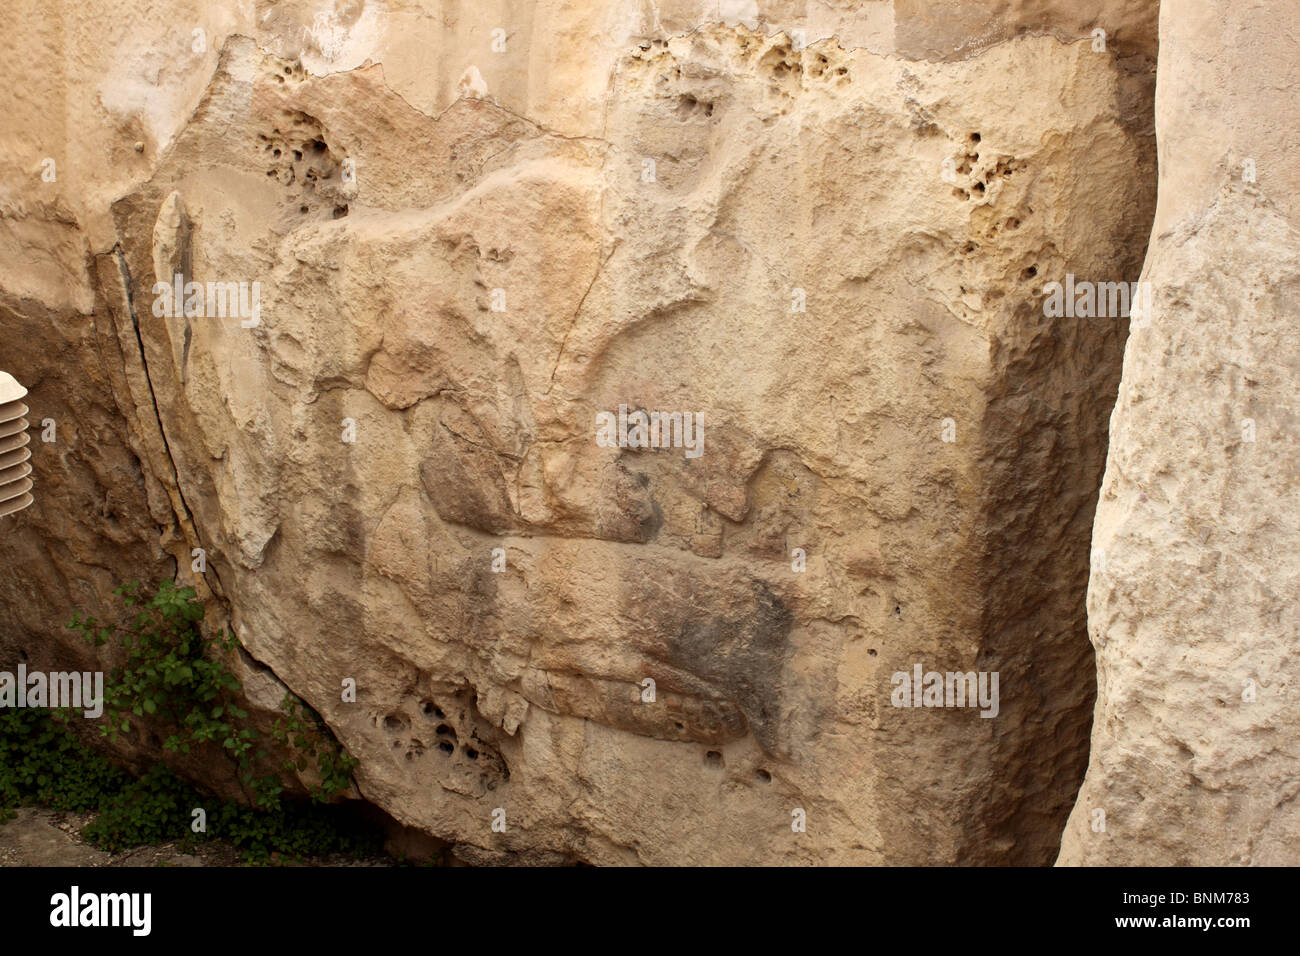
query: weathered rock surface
[
  {"left": 1058, "top": 0, "right": 1300, "bottom": 866},
  {"left": 1, "top": 1, "right": 1160, "bottom": 864}
]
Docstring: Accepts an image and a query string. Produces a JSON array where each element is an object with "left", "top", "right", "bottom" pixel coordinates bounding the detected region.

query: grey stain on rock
[{"left": 668, "top": 581, "right": 794, "bottom": 754}]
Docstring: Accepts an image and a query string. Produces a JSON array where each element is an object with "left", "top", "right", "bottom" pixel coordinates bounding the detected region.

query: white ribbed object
[{"left": 0, "top": 371, "right": 32, "bottom": 518}]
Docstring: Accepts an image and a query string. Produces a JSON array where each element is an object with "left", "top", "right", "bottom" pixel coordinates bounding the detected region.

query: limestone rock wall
[
  {"left": 1058, "top": 0, "right": 1300, "bottom": 866},
  {"left": 1, "top": 1, "right": 1159, "bottom": 864}
]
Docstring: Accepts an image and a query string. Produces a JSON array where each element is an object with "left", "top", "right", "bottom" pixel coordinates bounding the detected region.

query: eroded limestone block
[
  {"left": 1, "top": 1, "right": 1160, "bottom": 864},
  {"left": 1060, "top": 0, "right": 1300, "bottom": 867}
]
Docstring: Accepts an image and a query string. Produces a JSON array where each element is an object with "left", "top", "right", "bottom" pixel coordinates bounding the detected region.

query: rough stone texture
[
  {"left": 1059, "top": 0, "right": 1300, "bottom": 866},
  {"left": 0, "top": 810, "right": 113, "bottom": 867},
  {"left": 1, "top": 1, "right": 1159, "bottom": 865}
]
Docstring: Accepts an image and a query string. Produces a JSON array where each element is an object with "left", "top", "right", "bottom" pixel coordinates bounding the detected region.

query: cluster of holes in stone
[
  {"left": 257, "top": 108, "right": 349, "bottom": 221},
  {"left": 702, "top": 749, "right": 773, "bottom": 784},
  {"left": 637, "top": 35, "right": 849, "bottom": 116},
  {"left": 948, "top": 134, "right": 1040, "bottom": 286},
  {"left": 374, "top": 696, "right": 511, "bottom": 788},
  {"left": 272, "top": 62, "right": 308, "bottom": 85},
  {"left": 768, "top": 52, "right": 798, "bottom": 75},
  {"left": 951, "top": 133, "right": 1025, "bottom": 203},
  {"left": 761, "top": 42, "right": 850, "bottom": 86},
  {"left": 676, "top": 93, "right": 714, "bottom": 119}
]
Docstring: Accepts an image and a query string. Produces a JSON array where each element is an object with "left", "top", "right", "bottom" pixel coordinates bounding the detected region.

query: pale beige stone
[{"left": 1058, "top": 0, "right": 1300, "bottom": 867}]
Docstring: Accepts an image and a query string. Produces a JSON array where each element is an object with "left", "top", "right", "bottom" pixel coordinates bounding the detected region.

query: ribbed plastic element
[{"left": 0, "top": 372, "right": 32, "bottom": 518}]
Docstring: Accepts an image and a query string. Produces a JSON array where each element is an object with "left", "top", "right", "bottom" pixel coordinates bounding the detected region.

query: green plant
[
  {"left": 68, "top": 579, "right": 356, "bottom": 809},
  {"left": 0, "top": 580, "right": 379, "bottom": 861},
  {"left": 0, "top": 708, "right": 381, "bottom": 862},
  {"left": 0, "top": 707, "right": 129, "bottom": 821},
  {"left": 272, "top": 693, "right": 359, "bottom": 803},
  {"left": 83, "top": 762, "right": 201, "bottom": 851}
]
